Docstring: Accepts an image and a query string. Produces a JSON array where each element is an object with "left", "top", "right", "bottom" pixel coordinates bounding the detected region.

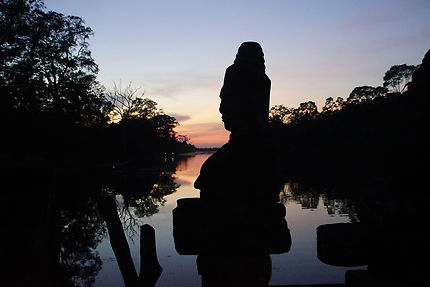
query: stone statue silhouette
[
  {"left": 173, "top": 42, "right": 291, "bottom": 287},
  {"left": 195, "top": 42, "right": 279, "bottom": 204}
]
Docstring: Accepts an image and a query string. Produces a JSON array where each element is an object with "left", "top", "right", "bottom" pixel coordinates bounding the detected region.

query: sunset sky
[{"left": 45, "top": 0, "right": 430, "bottom": 147}]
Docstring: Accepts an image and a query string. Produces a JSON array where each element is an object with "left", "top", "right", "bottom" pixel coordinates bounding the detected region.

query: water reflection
[
  {"left": 60, "top": 197, "right": 105, "bottom": 286},
  {"left": 281, "top": 182, "right": 359, "bottom": 222},
  {"left": 8, "top": 153, "right": 421, "bottom": 286},
  {"left": 4, "top": 159, "right": 180, "bottom": 287},
  {"left": 281, "top": 179, "right": 427, "bottom": 286}
]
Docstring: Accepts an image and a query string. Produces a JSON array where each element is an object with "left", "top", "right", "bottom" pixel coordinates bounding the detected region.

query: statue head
[
  {"left": 219, "top": 42, "right": 271, "bottom": 132},
  {"left": 234, "top": 42, "right": 266, "bottom": 68}
]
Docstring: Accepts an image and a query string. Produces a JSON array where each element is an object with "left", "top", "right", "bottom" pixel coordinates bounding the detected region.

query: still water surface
[{"left": 94, "top": 153, "right": 362, "bottom": 286}]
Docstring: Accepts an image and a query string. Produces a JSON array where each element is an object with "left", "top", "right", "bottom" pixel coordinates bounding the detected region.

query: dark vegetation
[
  {"left": 4, "top": 153, "right": 181, "bottom": 286},
  {"left": 0, "top": 0, "right": 195, "bottom": 170},
  {"left": 268, "top": 53, "right": 429, "bottom": 285},
  {"left": 269, "top": 53, "right": 428, "bottom": 193},
  {"left": 1, "top": 3, "right": 192, "bottom": 285}
]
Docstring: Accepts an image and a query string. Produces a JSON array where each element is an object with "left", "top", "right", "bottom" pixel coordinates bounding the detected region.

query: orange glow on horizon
[{"left": 176, "top": 122, "right": 230, "bottom": 148}]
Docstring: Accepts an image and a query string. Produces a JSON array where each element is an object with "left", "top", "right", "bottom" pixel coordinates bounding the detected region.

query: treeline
[
  {"left": 269, "top": 50, "right": 429, "bottom": 192},
  {"left": 0, "top": 0, "right": 195, "bottom": 168}
]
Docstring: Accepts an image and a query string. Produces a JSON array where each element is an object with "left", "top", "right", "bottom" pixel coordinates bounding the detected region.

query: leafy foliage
[
  {"left": 269, "top": 101, "right": 318, "bottom": 125},
  {"left": 106, "top": 82, "right": 159, "bottom": 121},
  {"left": 321, "top": 97, "right": 343, "bottom": 115},
  {"left": 383, "top": 64, "right": 417, "bottom": 93},
  {"left": 0, "top": 0, "right": 110, "bottom": 125},
  {"left": 1, "top": 0, "right": 195, "bottom": 166},
  {"left": 269, "top": 52, "right": 428, "bottom": 192},
  {"left": 346, "top": 86, "right": 387, "bottom": 105}
]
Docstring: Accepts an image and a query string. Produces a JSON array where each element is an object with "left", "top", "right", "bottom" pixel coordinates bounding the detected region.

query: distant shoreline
[
  {"left": 178, "top": 148, "right": 219, "bottom": 156},
  {"left": 196, "top": 147, "right": 220, "bottom": 152}
]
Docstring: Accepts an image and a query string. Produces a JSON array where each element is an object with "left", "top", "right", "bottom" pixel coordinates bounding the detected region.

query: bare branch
[{"left": 106, "top": 81, "right": 151, "bottom": 122}]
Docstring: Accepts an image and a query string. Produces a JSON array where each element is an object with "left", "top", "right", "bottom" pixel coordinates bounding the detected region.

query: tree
[
  {"left": 106, "top": 82, "right": 159, "bottom": 122},
  {"left": 1, "top": 0, "right": 46, "bottom": 110},
  {"left": 383, "top": 64, "right": 417, "bottom": 93},
  {"left": 269, "top": 102, "right": 319, "bottom": 125},
  {"left": 105, "top": 81, "right": 185, "bottom": 160},
  {"left": 151, "top": 114, "right": 178, "bottom": 140},
  {"left": 176, "top": 134, "right": 190, "bottom": 144},
  {"left": 346, "top": 86, "right": 387, "bottom": 105},
  {"left": 269, "top": 104, "right": 294, "bottom": 124},
  {"left": 321, "top": 97, "right": 343, "bottom": 115},
  {"left": 335, "top": 97, "right": 345, "bottom": 108},
  {"left": 0, "top": 0, "right": 109, "bottom": 125},
  {"left": 291, "top": 101, "right": 318, "bottom": 123},
  {"left": 129, "top": 98, "right": 158, "bottom": 119}
]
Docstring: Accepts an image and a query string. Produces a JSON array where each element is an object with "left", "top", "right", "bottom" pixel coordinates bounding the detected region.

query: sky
[{"left": 44, "top": 0, "right": 430, "bottom": 147}]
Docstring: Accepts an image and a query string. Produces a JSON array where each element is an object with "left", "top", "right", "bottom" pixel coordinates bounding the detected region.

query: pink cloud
[{"left": 170, "top": 113, "right": 191, "bottom": 122}]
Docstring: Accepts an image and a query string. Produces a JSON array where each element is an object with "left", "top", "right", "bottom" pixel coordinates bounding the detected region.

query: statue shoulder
[{"left": 193, "top": 144, "right": 231, "bottom": 190}]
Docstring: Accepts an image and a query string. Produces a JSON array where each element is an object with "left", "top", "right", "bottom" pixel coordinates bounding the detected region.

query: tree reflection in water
[
  {"left": 97, "top": 162, "right": 178, "bottom": 287},
  {"left": 4, "top": 160, "right": 180, "bottom": 287},
  {"left": 280, "top": 181, "right": 359, "bottom": 222},
  {"left": 59, "top": 197, "right": 106, "bottom": 287},
  {"left": 104, "top": 168, "right": 180, "bottom": 238}
]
